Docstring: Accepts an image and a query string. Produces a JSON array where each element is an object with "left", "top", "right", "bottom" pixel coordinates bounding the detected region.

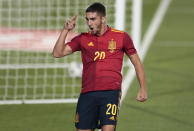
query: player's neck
[{"left": 97, "top": 24, "right": 107, "bottom": 36}]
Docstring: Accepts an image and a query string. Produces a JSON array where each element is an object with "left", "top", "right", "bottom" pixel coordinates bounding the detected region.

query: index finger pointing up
[{"left": 71, "top": 14, "right": 78, "bottom": 21}]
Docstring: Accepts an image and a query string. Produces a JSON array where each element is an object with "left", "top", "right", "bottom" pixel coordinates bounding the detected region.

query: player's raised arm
[
  {"left": 53, "top": 15, "right": 77, "bottom": 58},
  {"left": 129, "top": 53, "right": 148, "bottom": 102}
]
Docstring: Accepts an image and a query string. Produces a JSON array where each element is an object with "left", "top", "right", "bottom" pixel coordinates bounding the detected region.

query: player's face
[{"left": 85, "top": 12, "right": 105, "bottom": 35}]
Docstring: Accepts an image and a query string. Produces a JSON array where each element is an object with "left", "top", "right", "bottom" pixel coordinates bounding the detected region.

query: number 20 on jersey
[{"left": 94, "top": 51, "right": 106, "bottom": 61}]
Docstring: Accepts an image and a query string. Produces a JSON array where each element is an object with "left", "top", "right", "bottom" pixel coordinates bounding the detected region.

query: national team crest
[{"left": 108, "top": 39, "right": 116, "bottom": 53}]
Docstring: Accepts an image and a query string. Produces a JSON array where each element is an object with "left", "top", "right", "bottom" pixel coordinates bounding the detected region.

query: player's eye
[
  {"left": 90, "top": 17, "right": 95, "bottom": 21},
  {"left": 85, "top": 17, "right": 89, "bottom": 21}
]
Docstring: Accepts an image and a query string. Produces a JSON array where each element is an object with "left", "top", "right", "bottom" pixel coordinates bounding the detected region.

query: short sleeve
[
  {"left": 66, "top": 35, "right": 81, "bottom": 52},
  {"left": 123, "top": 33, "right": 137, "bottom": 56}
]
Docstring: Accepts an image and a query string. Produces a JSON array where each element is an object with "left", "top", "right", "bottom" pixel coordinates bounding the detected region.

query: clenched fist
[{"left": 136, "top": 88, "right": 147, "bottom": 102}]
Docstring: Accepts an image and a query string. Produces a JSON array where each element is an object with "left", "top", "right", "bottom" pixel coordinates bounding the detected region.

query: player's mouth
[{"left": 89, "top": 27, "right": 94, "bottom": 32}]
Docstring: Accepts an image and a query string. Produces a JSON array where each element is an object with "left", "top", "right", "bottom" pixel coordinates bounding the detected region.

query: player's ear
[{"left": 102, "top": 16, "right": 106, "bottom": 24}]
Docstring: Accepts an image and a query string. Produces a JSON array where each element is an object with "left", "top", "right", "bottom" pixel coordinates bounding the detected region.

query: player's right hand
[{"left": 64, "top": 15, "right": 77, "bottom": 30}]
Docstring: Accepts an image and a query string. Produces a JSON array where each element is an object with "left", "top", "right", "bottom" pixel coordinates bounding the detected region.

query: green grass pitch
[{"left": 0, "top": 0, "right": 194, "bottom": 131}]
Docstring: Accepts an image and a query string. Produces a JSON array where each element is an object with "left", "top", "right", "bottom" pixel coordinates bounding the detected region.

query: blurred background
[{"left": 0, "top": 0, "right": 194, "bottom": 130}]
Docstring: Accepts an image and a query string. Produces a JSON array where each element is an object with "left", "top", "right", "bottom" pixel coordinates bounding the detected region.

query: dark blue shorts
[{"left": 75, "top": 90, "right": 122, "bottom": 130}]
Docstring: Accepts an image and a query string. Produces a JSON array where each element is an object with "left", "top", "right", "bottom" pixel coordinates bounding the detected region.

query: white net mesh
[
  {"left": 0, "top": 0, "right": 135, "bottom": 103},
  {"left": 0, "top": 0, "right": 117, "bottom": 101}
]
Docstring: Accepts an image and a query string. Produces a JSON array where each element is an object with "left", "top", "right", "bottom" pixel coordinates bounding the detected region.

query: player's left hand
[{"left": 136, "top": 88, "right": 147, "bottom": 102}]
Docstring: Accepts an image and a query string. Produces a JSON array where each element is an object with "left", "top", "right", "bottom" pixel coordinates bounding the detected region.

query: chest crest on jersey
[{"left": 108, "top": 39, "right": 116, "bottom": 53}]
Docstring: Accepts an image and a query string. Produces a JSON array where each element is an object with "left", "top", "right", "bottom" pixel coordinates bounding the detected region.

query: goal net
[{"left": 0, "top": 0, "right": 141, "bottom": 104}]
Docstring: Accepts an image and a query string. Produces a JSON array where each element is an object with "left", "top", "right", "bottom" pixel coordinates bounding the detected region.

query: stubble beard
[{"left": 95, "top": 21, "right": 103, "bottom": 35}]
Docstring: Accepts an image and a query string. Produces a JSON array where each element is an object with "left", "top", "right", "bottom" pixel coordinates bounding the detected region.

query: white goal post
[{"left": 0, "top": 0, "right": 142, "bottom": 104}]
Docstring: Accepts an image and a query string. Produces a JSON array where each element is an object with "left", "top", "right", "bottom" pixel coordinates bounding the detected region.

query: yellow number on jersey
[{"left": 94, "top": 51, "right": 105, "bottom": 61}]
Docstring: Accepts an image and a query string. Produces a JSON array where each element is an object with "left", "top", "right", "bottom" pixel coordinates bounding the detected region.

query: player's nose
[{"left": 87, "top": 20, "right": 93, "bottom": 26}]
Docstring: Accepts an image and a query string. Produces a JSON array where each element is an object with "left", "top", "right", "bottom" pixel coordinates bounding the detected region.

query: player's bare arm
[
  {"left": 53, "top": 15, "right": 77, "bottom": 58},
  {"left": 129, "top": 53, "right": 147, "bottom": 102}
]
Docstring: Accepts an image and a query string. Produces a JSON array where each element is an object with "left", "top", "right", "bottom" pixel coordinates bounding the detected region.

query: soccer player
[{"left": 53, "top": 2, "right": 147, "bottom": 131}]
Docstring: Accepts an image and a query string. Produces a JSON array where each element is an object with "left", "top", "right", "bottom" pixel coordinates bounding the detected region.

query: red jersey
[{"left": 67, "top": 27, "right": 136, "bottom": 93}]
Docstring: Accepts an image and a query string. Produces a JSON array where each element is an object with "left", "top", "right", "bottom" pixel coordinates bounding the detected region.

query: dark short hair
[{"left": 86, "top": 2, "right": 106, "bottom": 16}]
